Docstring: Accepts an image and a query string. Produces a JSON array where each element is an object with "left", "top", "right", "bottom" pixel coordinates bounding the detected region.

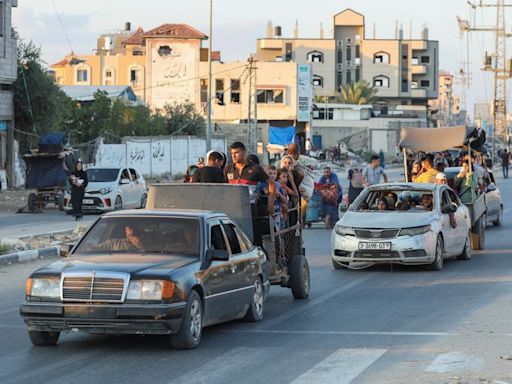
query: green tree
[
  {"left": 13, "top": 37, "right": 76, "bottom": 151},
  {"left": 162, "top": 102, "right": 205, "bottom": 136},
  {"left": 339, "top": 81, "right": 378, "bottom": 105}
]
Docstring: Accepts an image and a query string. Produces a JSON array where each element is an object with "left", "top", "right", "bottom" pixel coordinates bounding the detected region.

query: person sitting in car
[
  {"left": 421, "top": 194, "right": 434, "bottom": 211},
  {"left": 376, "top": 198, "right": 390, "bottom": 211},
  {"left": 91, "top": 226, "right": 144, "bottom": 252}
]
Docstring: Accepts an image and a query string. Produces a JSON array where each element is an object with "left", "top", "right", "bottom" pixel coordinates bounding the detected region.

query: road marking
[
  {"left": 290, "top": 348, "right": 387, "bottom": 384},
  {"left": 225, "top": 329, "right": 451, "bottom": 337},
  {"left": 259, "top": 273, "right": 378, "bottom": 330},
  {"left": 425, "top": 351, "right": 484, "bottom": 373}
]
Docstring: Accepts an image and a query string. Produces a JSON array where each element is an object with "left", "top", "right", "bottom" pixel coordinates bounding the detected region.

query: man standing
[
  {"left": 192, "top": 151, "right": 226, "bottom": 183},
  {"left": 412, "top": 154, "right": 438, "bottom": 184},
  {"left": 501, "top": 148, "right": 510, "bottom": 179},
  {"left": 225, "top": 142, "right": 269, "bottom": 186},
  {"left": 305, "top": 138, "right": 312, "bottom": 156},
  {"left": 362, "top": 155, "right": 388, "bottom": 186}
]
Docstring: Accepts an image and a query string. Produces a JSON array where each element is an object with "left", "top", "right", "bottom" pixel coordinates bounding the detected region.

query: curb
[{"left": 0, "top": 246, "right": 60, "bottom": 265}]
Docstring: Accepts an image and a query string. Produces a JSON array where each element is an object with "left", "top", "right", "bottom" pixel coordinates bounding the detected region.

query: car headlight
[
  {"left": 399, "top": 225, "right": 431, "bottom": 236},
  {"left": 26, "top": 277, "right": 60, "bottom": 298},
  {"left": 126, "top": 280, "right": 175, "bottom": 301},
  {"left": 335, "top": 225, "right": 355, "bottom": 236},
  {"left": 99, "top": 185, "right": 114, "bottom": 195}
]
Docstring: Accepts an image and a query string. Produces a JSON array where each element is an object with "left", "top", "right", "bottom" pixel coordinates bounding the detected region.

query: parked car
[
  {"left": 63, "top": 167, "right": 147, "bottom": 212},
  {"left": 331, "top": 183, "right": 472, "bottom": 271},
  {"left": 444, "top": 167, "right": 503, "bottom": 227},
  {"left": 20, "top": 209, "right": 270, "bottom": 349}
]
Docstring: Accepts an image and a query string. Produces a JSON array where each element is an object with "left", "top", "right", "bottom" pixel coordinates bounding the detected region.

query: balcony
[
  {"left": 411, "top": 64, "right": 427, "bottom": 75},
  {"left": 411, "top": 40, "right": 428, "bottom": 51},
  {"left": 411, "top": 88, "right": 427, "bottom": 98}
]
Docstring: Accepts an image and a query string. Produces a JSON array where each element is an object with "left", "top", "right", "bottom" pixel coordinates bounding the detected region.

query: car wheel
[
  {"left": 493, "top": 207, "right": 503, "bottom": 227},
  {"left": 332, "top": 259, "right": 348, "bottom": 270},
  {"left": 170, "top": 290, "right": 202, "bottom": 350},
  {"left": 28, "top": 330, "right": 60, "bottom": 346},
  {"left": 427, "top": 236, "right": 444, "bottom": 271},
  {"left": 244, "top": 278, "right": 264, "bottom": 322},
  {"left": 140, "top": 193, "right": 147, "bottom": 209},
  {"left": 114, "top": 196, "right": 123, "bottom": 211},
  {"left": 457, "top": 231, "right": 472, "bottom": 261},
  {"left": 289, "top": 255, "right": 310, "bottom": 299}
]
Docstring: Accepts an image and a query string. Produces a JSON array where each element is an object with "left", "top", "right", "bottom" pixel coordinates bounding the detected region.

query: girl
[
  {"left": 276, "top": 168, "right": 290, "bottom": 227},
  {"left": 280, "top": 155, "right": 299, "bottom": 226}
]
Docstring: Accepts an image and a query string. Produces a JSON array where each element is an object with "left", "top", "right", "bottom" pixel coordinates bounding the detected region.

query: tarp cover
[
  {"left": 269, "top": 126, "right": 295, "bottom": 146},
  {"left": 25, "top": 157, "right": 67, "bottom": 189},
  {"left": 399, "top": 125, "right": 467, "bottom": 152}
]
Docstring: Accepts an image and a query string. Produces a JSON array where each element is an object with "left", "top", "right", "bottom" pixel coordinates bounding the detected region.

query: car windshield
[
  {"left": 74, "top": 216, "right": 201, "bottom": 257},
  {"left": 86, "top": 169, "right": 120, "bottom": 182},
  {"left": 352, "top": 188, "right": 435, "bottom": 212}
]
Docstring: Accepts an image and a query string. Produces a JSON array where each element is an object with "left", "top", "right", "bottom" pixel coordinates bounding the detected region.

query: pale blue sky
[{"left": 13, "top": 0, "right": 511, "bottom": 116}]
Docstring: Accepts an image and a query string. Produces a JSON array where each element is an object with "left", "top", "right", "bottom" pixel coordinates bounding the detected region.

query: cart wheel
[
  {"left": 28, "top": 193, "right": 37, "bottom": 213},
  {"left": 57, "top": 192, "right": 65, "bottom": 211},
  {"left": 289, "top": 255, "right": 310, "bottom": 300}
]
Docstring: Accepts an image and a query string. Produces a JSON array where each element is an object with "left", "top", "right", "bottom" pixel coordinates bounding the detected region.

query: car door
[
  {"left": 485, "top": 171, "right": 499, "bottom": 218},
  {"left": 202, "top": 220, "right": 239, "bottom": 323},
  {"left": 440, "top": 189, "right": 458, "bottom": 255},
  {"left": 119, "top": 168, "right": 135, "bottom": 207},
  {"left": 129, "top": 168, "right": 145, "bottom": 206},
  {"left": 221, "top": 220, "right": 257, "bottom": 315},
  {"left": 447, "top": 189, "right": 468, "bottom": 251}
]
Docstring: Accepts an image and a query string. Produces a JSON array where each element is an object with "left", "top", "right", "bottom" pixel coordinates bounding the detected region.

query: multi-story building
[
  {"left": 429, "top": 71, "right": 464, "bottom": 126},
  {"left": 0, "top": 0, "right": 18, "bottom": 187},
  {"left": 256, "top": 8, "right": 439, "bottom": 108}
]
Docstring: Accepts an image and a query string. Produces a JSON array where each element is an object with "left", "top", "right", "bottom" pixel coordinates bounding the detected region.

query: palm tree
[{"left": 339, "top": 81, "right": 378, "bottom": 105}]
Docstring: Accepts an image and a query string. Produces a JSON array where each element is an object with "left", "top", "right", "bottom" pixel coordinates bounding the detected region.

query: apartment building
[
  {"left": 256, "top": 8, "right": 439, "bottom": 107},
  {"left": 428, "top": 71, "right": 464, "bottom": 126},
  {"left": 0, "top": 0, "right": 18, "bottom": 187}
]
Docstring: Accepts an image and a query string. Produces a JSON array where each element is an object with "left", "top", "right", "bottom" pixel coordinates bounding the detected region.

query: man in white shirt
[{"left": 362, "top": 155, "right": 388, "bottom": 186}]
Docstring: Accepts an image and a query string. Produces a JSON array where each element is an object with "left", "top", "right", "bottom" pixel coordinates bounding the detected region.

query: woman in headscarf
[
  {"left": 70, "top": 160, "right": 88, "bottom": 220},
  {"left": 280, "top": 155, "right": 299, "bottom": 226}
]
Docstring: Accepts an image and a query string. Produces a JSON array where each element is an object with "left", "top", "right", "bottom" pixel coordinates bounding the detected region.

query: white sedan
[
  {"left": 331, "top": 183, "right": 472, "bottom": 271},
  {"left": 64, "top": 167, "right": 147, "bottom": 213}
]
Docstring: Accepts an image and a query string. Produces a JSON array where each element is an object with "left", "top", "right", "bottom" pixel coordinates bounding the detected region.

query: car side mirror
[
  {"left": 60, "top": 243, "right": 74, "bottom": 257},
  {"left": 206, "top": 248, "right": 229, "bottom": 261},
  {"left": 441, "top": 204, "right": 456, "bottom": 214},
  {"left": 120, "top": 178, "right": 130, "bottom": 185},
  {"left": 486, "top": 184, "right": 497, "bottom": 192}
]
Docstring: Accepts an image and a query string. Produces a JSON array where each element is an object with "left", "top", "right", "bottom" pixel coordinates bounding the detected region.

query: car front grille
[
  {"left": 354, "top": 229, "right": 399, "bottom": 239},
  {"left": 61, "top": 272, "right": 129, "bottom": 303},
  {"left": 354, "top": 251, "right": 400, "bottom": 259}
]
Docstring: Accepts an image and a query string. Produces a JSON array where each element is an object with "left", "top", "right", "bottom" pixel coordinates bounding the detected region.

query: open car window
[
  {"left": 352, "top": 189, "right": 435, "bottom": 212},
  {"left": 74, "top": 216, "right": 201, "bottom": 257},
  {"left": 221, "top": 223, "right": 242, "bottom": 255},
  {"left": 210, "top": 225, "right": 228, "bottom": 251}
]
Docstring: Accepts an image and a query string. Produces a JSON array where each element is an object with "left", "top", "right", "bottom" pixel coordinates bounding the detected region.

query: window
[
  {"left": 285, "top": 43, "right": 293, "bottom": 62},
  {"left": 355, "top": 67, "right": 360, "bottom": 82},
  {"left": 0, "top": 1, "right": 4, "bottom": 37},
  {"left": 222, "top": 223, "right": 241, "bottom": 255},
  {"left": 312, "top": 75, "right": 323, "bottom": 87},
  {"left": 235, "top": 227, "right": 252, "bottom": 252},
  {"left": 411, "top": 57, "right": 419, "bottom": 65},
  {"left": 132, "top": 48, "right": 143, "bottom": 56},
  {"left": 337, "top": 71, "right": 343, "bottom": 89},
  {"left": 158, "top": 45, "right": 172, "bottom": 57},
  {"left": 402, "top": 79, "right": 409, "bottom": 92},
  {"left": 337, "top": 49, "right": 343, "bottom": 63},
  {"left": 257, "top": 89, "right": 284, "bottom": 104},
  {"left": 420, "top": 80, "right": 430, "bottom": 88},
  {"left": 355, "top": 45, "right": 360, "bottom": 59},
  {"left": 215, "top": 79, "right": 224, "bottom": 104},
  {"left": 106, "top": 71, "right": 112, "bottom": 78},
  {"left": 346, "top": 46, "right": 352, "bottom": 61},
  {"left": 373, "top": 75, "right": 390, "bottom": 87},
  {"left": 230, "top": 79, "right": 240, "bottom": 103},
  {"left": 76, "top": 69, "right": 88, "bottom": 82},
  {"left": 346, "top": 69, "right": 352, "bottom": 85},
  {"left": 374, "top": 52, "right": 390, "bottom": 64},
  {"left": 130, "top": 69, "right": 138, "bottom": 83},
  {"left": 421, "top": 56, "right": 430, "bottom": 64},
  {"left": 210, "top": 225, "right": 227, "bottom": 251},
  {"left": 200, "top": 79, "right": 208, "bottom": 103},
  {"left": 411, "top": 81, "right": 418, "bottom": 89},
  {"left": 346, "top": 37, "right": 352, "bottom": 45},
  {"left": 307, "top": 51, "right": 324, "bottom": 63}
]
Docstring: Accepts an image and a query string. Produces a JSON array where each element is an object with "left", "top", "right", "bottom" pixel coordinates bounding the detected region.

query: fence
[{"left": 91, "top": 136, "right": 227, "bottom": 178}]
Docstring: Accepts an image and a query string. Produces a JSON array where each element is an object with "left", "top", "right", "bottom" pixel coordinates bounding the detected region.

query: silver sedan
[{"left": 331, "top": 183, "right": 472, "bottom": 271}]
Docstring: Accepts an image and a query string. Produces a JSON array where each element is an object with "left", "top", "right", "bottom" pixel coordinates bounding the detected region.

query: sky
[{"left": 13, "top": 0, "right": 512, "bottom": 117}]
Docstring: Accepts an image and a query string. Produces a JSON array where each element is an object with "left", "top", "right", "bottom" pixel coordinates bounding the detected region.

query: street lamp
[{"left": 206, "top": 0, "right": 213, "bottom": 151}]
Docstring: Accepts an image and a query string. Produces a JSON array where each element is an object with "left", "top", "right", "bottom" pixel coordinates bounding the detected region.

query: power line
[{"left": 51, "top": 0, "right": 74, "bottom": 54}]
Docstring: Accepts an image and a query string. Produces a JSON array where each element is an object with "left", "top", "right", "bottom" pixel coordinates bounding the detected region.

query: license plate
[
  {"left": 82, "top": 199, "right": 94, "bottom": 205},
  {"left": 358, "top": 242, "right": 391, "bottom": 251}
]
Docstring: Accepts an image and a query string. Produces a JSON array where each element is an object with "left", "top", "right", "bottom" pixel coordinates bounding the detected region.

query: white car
[
  {"left": 64, "top": 167, "right": 147, "bottom": 213},
  {"left": 331, "top": 183, "right": 472, "bottom": 271}
]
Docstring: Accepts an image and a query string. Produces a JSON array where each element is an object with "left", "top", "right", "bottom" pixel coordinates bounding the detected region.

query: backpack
[{"left": 350, "top": 169, "right": 364, "bottom": 189}]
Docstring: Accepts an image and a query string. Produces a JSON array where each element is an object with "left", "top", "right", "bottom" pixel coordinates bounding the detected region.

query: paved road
[{"left": 1, "top": 176, "right": 511, "bottom": 383}]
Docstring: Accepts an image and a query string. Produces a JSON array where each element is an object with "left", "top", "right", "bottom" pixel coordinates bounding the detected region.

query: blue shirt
[{"left": 256, "top": 181, "right": 284, "bottom": 213}]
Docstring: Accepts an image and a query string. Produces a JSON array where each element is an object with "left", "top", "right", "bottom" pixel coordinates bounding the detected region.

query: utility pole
[
  {"left": 206, "top": 0, "right": 213, "bottom": 151},
  {"left": 247, "top": 56, "right": 258, "bottom": 152},
  {"left": 458, "top": 0, "right": 512, "bottom": 161}
]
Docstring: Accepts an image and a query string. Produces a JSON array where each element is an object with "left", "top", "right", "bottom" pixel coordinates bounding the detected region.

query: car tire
[
  {"left": 140, "top": 193, "right": 147, "bottom": 209},
  {"left": 170, "top": 290, "right": 202, "bottom": 350},
  {"left": 493, "top": 207, "right": 503, "bottom": 227},
  {"left": 28, "top": 330, "right": 60, "bottom": 346},
  {"left": 332, "top": 259, "right": 348, "bottom": 269},
  {"left": 244, "top": 278, "right": 264, "bottom": 322},
  {"left": 427, "top": 236, "right": 444, "bottom": 271},
  {"left": 457, "top": 232, "right": 472, "bottom": 261},
  {"left": 289, "top": 255, "right": 310, "bottom": 299},
  {"left": 114, "top": 196, "right": 123, "bottom": 211}
]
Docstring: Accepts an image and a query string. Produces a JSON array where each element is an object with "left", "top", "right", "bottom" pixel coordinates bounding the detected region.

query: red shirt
[{"left": 224, "top": 163, "right": 268, "bottom": 185}]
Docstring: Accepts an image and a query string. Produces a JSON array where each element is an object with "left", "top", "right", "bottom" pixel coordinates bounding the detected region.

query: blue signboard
[{"left": 0, "top": 121, "right": 7, "bottom": 132}]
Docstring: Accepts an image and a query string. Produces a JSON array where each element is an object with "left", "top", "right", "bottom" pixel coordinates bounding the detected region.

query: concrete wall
[{"left": 92, "top": 136, "right": 227, "bottom": 178}]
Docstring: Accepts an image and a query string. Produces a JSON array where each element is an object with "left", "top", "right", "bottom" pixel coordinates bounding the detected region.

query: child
[
  {"left": 276, "top": 168, "right": 291, "bottom": 227},
  {"left": 256, "top": 166, "right": 286, "bottom": 230}
]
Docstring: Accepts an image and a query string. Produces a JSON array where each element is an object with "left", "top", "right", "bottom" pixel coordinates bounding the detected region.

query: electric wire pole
[{"left": 206, "top": 0, "right": 213, "bottom": 151}]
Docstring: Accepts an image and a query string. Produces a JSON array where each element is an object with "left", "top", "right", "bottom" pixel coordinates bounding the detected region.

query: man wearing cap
[{"left": 435, "top": 172, "right": 447, "bottom": 185}]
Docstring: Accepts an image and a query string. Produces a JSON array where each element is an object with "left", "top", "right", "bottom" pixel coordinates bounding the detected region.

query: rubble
[{"left": 0, "top": 189, "right": 32, "bottom": 213}]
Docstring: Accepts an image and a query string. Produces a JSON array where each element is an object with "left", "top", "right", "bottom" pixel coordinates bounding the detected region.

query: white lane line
[
  {"left": 425, "top": 351, "right": 484, "bottom": 373},
  {"left": 226, "top": 329, "right": 451, "bottom": 337},
  {"left": 259, "top": 273, "right": 378, "bottom": 330},
  {"left": 170, "top": 347, "right": 270, "bottom": 384},
  {"left": 290, "top": 348, "right": 387, "bottom": 384}
]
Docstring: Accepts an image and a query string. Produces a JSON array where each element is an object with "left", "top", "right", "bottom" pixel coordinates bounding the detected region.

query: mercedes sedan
[{"left": 331, "top": 183, "right": 472, "bottom": 271}]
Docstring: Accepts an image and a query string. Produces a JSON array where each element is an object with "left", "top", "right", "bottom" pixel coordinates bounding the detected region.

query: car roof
[
  {"left": 367, "top": 182, "right": 438, "bottom": 192},
  {"left": 103, "top": 208, "right": 228, "bottom": 219}
]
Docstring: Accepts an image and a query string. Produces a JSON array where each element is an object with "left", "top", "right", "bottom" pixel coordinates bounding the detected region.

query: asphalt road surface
[{"left": 1, "top": 177, "right": 511, "bottom": 384}]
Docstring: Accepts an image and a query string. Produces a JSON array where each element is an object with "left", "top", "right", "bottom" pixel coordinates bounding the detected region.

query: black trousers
[{"left": 71, "top": 187, "right": 84, "bottom": 216}]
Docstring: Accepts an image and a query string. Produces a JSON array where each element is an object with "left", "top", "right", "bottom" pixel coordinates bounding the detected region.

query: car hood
[
  {"left": 340, "top": 211, "right": 435, "bottom": 229},
  {"left": 86, "top": 181, "right": 116, "bottom": 193},
  {"left": 35, "top": 254, "right": 197, "bottom": 277}
]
